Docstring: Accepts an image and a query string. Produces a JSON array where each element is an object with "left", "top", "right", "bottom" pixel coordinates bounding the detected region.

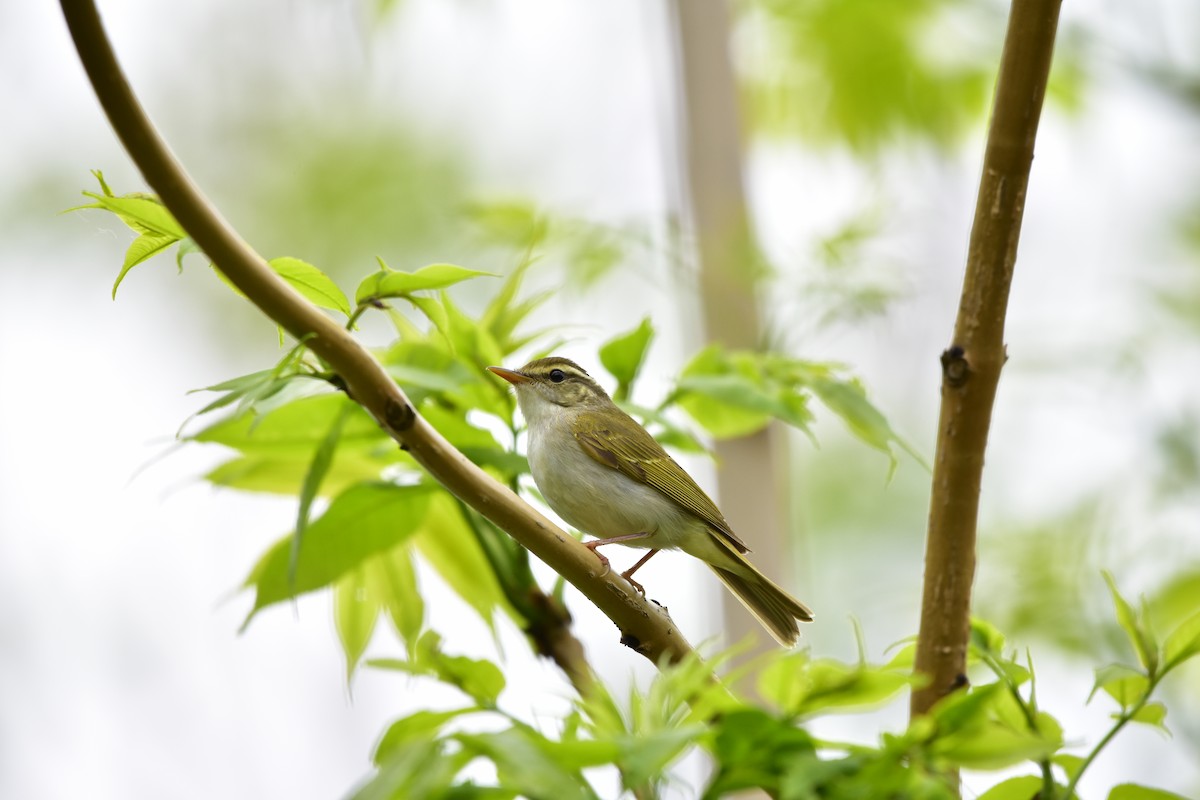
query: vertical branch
[
  {"left": 670, "top": 0, "right": 793, "bottom": 654},
  {"left": 911, "top": 0, "right": 1063, "bottom": 718}
]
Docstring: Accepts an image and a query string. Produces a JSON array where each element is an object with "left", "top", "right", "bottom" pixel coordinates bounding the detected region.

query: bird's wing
[{"left": 572, "top": 416, "right": 749, "bottom": 553}]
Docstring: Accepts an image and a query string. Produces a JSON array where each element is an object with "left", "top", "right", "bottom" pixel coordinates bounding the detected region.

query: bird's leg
[
  {"left": 583, "top": 532, "right": 653, "bottom": 578},
  {"left": 619, "top": 549, "right": 660, "bottom": 596}
]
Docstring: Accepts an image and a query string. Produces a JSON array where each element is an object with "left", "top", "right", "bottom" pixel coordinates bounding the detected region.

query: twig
[
  {"left": 59, "top": 0, "right": 697, "bottom": 675},
  {"left": 911, "top": 0, "right": 1063, "bottom": 719}
]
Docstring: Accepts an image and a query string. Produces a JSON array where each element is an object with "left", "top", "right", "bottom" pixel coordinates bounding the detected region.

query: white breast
[{"left": 520, "top": 396, "right": 698, "bottom": 551}]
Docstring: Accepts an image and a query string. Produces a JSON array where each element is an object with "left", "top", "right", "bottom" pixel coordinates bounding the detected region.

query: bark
[{"left": 911, "top": 0, "right": 1064, "bottom": 719}]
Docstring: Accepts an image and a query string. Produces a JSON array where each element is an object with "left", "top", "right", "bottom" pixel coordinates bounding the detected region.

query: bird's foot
[
  {"left": 620, "top": 569, "right": 647, "bottom": 596},
  {"left": 583, "top": 540, "right": 611, "bottom": 577}
]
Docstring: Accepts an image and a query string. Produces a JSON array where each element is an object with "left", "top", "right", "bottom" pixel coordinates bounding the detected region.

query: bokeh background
[{"left": 2, "top": 0, "right": 1199, "bottom": 797}]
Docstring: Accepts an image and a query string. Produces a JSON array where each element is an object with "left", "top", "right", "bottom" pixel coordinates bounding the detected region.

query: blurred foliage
[
  {"left": 208, "top": 112, "right": 471, "bottom": 279},
  {"left": 735, "top": 0, "right": 1086, "bottom": 152}
]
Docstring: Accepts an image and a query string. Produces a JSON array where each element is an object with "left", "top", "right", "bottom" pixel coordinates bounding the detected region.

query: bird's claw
[
  {"left": 583, "top": 540, "right": 611, "bottom": 577},
  {"left": 621, "top": 571, "right": 647, "bottom": 596}
]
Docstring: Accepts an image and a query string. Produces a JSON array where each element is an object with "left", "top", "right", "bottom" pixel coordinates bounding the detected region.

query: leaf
[
  {"left": 758, "top": 653, "right": 915, "bottom": 717},
  {"left": 1124, "top": 701, "right": 1169, "bottom": 733},
  {"left": 334, "top": 565, "right": 380, "bottom": 681},
  {"left": 456, "top": 729, "right": 599, "bottom": 800},
  {"left": 1103, "top": 572, "right": 1158, "bottom": 674},
  {"left": 1091, "top": 663, "right": 1149, "bottom": 709},
  {"left": 976, "top": 776, "right": 1050, "bottom": 800},
  {"left": 368, "top": 544, "right": 424, "bottom": 649},
  {"left": 411, "top": 494, "right": 519, "bottom": 629},
  {"left": 617, "top": 726, "right": 705, "bottom": 789},
  {"left": 112, "top": 232, "right": 178, "bottom": 297},
  {"left": 1108, "top": 784, "right": 1192, "bottom": 800},
  {"left": 371, "top": 633, "right": 506, "bottom": 707},
  {"left": 479, "top": 258, "right": 549, "bottom": 353},
  {"left": 290, "top": 402, "right": 352, "bottom": 585},
  {"left": 674, "top": 347, "right": 773, "bottom": 437},
  {"left": 373, "top": 708, "right": 478, "bottom": 766},
  {"left": 404, "top": 293, "right": 452, "bottom": 343},
  {"left": 441, "top": 291, "right": 506, "bottom": 369},
  {"left": 241, "top": 483, "right": 434, "bottom": 624},
  {"left": 75, "top": 190, "right": 186, "bottom": 238},
  {"left": 175, "top": 237, "right": 202, "bottom": 269},
  {"left": 599, "top": 318, "right": 654, "bottom": 400},
  {"left": 929, "top": 685, "right": 1063, "bottom": 770},
  {"left": 1052, "top": 753, "right": 1086, "bottom": 782},
  {"left": 356, "top": 259, "right": 498, "bottom": 304},
  {"left": 969, "top": 617, "right": 1007, "bottom": 657},
  {"left": 268, "top": 257, "right": 351, "bottom": 316},
  {"left": 194, "top": 393, "right": 386, "bottom": 455},
  {"left": 1162, "top": 609, "right": 1200, "bottom": 672},
  {"left": 351, "top": 739, "right": 470, "bottom": 800},
  {"left": 793, "top": 363, "right": 918, "bottom": 473}
]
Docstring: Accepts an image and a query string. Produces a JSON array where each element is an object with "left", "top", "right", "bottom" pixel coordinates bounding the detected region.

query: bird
[{"left": 487, "top": 356, "right": 813, "bottom": 646}]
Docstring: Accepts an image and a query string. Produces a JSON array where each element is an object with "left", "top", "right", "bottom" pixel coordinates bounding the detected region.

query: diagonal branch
[
  {"left": 911, "top": 0, "right": 1063, "bottom": 719},
  {"left": 59, "top": 0, "right": 697, "bottom": 681}
]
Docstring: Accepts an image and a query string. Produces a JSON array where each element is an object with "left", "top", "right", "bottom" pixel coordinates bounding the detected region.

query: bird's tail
[{"left": 708, "top": 550, "right": 813, "bottom": 647}]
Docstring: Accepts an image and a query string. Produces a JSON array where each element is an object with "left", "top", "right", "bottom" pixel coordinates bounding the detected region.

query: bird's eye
[{"left": 549, "top": 369, "right": 566, "bottom": 383}]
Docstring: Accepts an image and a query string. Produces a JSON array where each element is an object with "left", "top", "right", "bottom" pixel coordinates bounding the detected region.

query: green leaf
[
  {"left": 929, "top": 685, "right": 1063, "bottom": 770},
  {"left": 456, "top": 729, "right": 599, "bottom": 800},
  {"left": 290, "top": 402, "right": 352, "bottom": 585},
  {"left": 793, "top": 363, "right": 918, "bottom": 472},
  {"left": 969, "top": 617, "right": 1007, "bottom": 657},
  {"left": 1052, "top": 753, "right": 1086, "bottom": 782},
  {"left": 441, "top": 291, "right": 506, "bottom": 370},
  {"left": 356, "top": 260, "right": 498, "bottom": 304},
  {"left": 479, "top": 258, "right": 549, "bottom": 353},
  {"left": 175, "top": 237, "right": 202, "bottom": 269},
  {"left": 977, "top": 776, "right": 1050, "bottom": 800},
  {"left": 268, "top": 257, "right": 351, "bottom": 316},
  {"left": 194, "top": 393, "right": 387, "bottom": 455},
  {"left": 351, "top": 739, "right": 471, "bottom": 800},
  {"left": 1103, "top": 571, "right": 1159, "bottom": 674},
  {"left": 1108, "top": 784, "right": 1192, "bottom": 800},
  {"left": 334, "top": 565, "right": 380, "bottom": 682},
  {"left": 758, "top": 653, "right": 915, "bottom": 717},
  {"left": 1124, "top": 701, "right": 1169, "bottom": 732},
  {"left": 368, "top": 545, "right": 424, "bottom": 649},
  {"left": 1091, "top": 663, "right": 1149, "bottom": 709},
  {"left": 674, "top": 346, "right": 772, "bottom": 437},
  {"left": 371, "top": 633, "right": 506, "bottom": 706},
  {"left": 1162, "top": 609, "right": 1200, "bottom": 672},
  {"left": 241, "top": 483, "right": 434, "bottom": 624},
  {"left": 599, "top": 318, "right": 654, "bottom": 400},
  {"left": 412, "top": 493, "right": 518, "bottom": 629},
  {"left": 76, "top": 190, "right": 186, "bottom": 238},
  {"left": 112, "top": 232, "right": 178, "bottom": 297},
  {"left": 331, "top": 542, "right": 425, "bottom": 680},
  {"left": 705, "top": 709, "right": 817, "bottom": 799},
  {"left": 373, "top": 708, "right": 478, "bottom": 766},
  {"left": 404, "top": 293, "right": 452, "bottom": 343},
  {"left": 617, "top": 726, "right": 705, "bottom": 790}
]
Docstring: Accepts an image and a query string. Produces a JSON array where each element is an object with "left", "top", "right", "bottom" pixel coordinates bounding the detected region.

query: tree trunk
[{"left": 669, "top": 0, "right": 793, "bottom": 654}]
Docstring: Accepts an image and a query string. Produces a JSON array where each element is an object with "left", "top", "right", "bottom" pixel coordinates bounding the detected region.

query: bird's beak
[{"left": 487, "top": 366, "right": 530, "bottom": 385}]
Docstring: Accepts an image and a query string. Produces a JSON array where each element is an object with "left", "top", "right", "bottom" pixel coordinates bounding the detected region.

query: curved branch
[
  {"left": 911, "top": 0, "right": 1063, "bottom": 719},
  {"left": 60, "top": 0, "right": 696, "bottom": 672}
]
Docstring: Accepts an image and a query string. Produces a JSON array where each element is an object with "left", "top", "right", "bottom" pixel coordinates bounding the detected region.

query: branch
[
  {"left": 911, "top": 0, "right": 1063, "bottom": 719},
  {"left": 60, "top": 0, "right": 697, "bottom": 675}
]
